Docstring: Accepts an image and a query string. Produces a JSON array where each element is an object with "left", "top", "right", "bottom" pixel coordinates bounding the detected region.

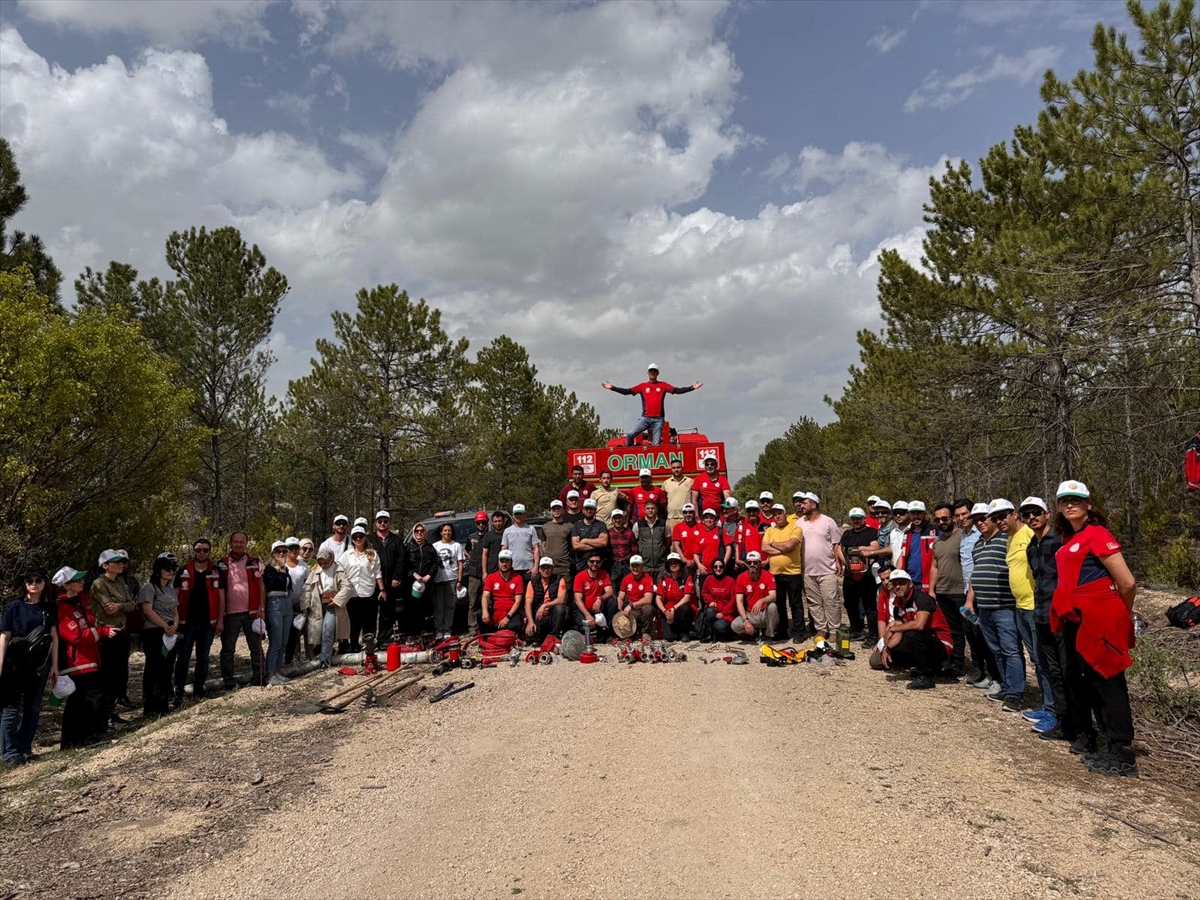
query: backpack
[{"left": 1166, "top": 596, "right": 1200, "bottom": 629}]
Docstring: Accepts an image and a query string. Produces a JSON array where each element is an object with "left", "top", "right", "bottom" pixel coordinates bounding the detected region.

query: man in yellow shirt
[
  {"left": 590, "top": 470, "right": 621, "bottom": 525},
  {"left": 762, "top": 503, "right": 804, "bottom": 641},
  {"left": 661, "top": 459, "right": 694, "bottom": 531},
  {"left": 995, "top": 498, "right": 1053, "bottom": 715}
]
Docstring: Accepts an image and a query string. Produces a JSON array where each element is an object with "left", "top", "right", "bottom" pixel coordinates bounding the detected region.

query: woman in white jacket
[{"left": 302, "top": 548, "right": 353, "bottom": 667}]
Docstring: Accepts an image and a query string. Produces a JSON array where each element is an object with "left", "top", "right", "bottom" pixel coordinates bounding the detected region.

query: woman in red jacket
[
  {"left": 53, "top": 566, "right": 115, "bottom": 749},
  {"left": 699, "top": 559, "right": 735, "bottom": 642},
  {"left": 656, "top": 553, "right": 696, "bottom": 641},
  {"left": 1049, "top": 481, "right": 1138, "bottom": 778}
]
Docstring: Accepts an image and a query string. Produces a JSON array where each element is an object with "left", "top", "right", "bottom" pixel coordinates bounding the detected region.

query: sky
[{"left": 0, "top": 0, "right": 1131, "bottom": 479}]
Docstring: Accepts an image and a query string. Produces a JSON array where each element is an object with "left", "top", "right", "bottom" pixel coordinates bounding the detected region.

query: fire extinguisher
[{"left": 387, "top": 642, "right": 401, "bottom": 671}]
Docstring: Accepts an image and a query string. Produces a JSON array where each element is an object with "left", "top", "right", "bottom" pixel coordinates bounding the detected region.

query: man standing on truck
[{"left": 601, "top": 363, "right": 703, "bottom": 446}]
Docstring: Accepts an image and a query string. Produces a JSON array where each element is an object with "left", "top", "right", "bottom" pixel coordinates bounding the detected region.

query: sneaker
[
  {"left": 109, "top": 714, "right": 128, "bottom": 726},
  {"left": 1001, "top": 697, "right": 1022, "bottom": 713},
  {"left": 116, "top": 696, "right": 135, "bottom": 710},
  {"left": 907, "top": 675, "right": 936, "bottom": 690},
  {"left": 1037, "top": 725, "right": 1068, "bottom": 742},
  {"left": 1069, "top": 735, "right": 1098, "bottom": 756},
  {"left": 1021, "top": 707, "right": 1047, "bottom": 723},
  {"left": 860, "top": 638, "right": 877, "bottom": 650},
  {"left": 267, "top": 674, "right": 289, "bottom": 686},
  {"left": 223, "top": 681, "right": 238, "bottom": 691},
  {"left": 1084, "top": 748, "right": 1139, "bottom": 778},
  {"left": 318, "top": 659, "right": 331, "bottom": 670},
  {"left": 1032, "top": 713, "right": 1059, "bottom": 733},
  {"left": 986, "top": 683, "right": 1005, "bottom": 701},
  {"left": 968, "top": 675, "right": 992, "bottom": 689}
]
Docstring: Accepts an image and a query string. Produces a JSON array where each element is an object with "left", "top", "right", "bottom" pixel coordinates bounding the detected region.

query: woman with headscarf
[
  {"left": 1050, "top": 480, "right": 1139, "bottom": 778},
  {"left": 0, "top": 567, "right": 56, "bottom": 763},
  {"left": 138, "top": 553, "right": 181, "bottom": 717},
  {"left": 699, "top": 557, "right": 735, "bottom": 642},
  {"left": 53, "top": 566, "right": 111, "bottom": 748},
  {"left": 302, "top": 547, "right": 352, "bottom": 667}
]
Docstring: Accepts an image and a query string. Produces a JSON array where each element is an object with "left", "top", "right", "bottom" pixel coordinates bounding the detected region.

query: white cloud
[
  {"left": 16, "top": 0, "right": 273, "bottom": 44},
  {"left": 904, "top": 45, "right": 1063, "bottom": 111},
  {"left": 0, "top": 6, "right": 945, "bottom": 474},
  {"left": 868, "top": 26, "right": 908, "bottom": 54}
]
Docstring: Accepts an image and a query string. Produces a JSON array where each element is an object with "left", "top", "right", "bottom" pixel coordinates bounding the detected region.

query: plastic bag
[
  {"left": 292, "top": 613, "right": 306, "bottom": 631},
  {"left": 252, "top": 617, "right": 266, "bottom": 636},
  {"left": 162, "top": 633, "right": 178, "bottom": 654},
  {"left": 52, "top": 674, "right": 76, "bottom": 699}
]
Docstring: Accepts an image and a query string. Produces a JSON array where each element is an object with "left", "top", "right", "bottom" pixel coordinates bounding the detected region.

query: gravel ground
[{"left": 3, "top": 591, "right": 1199, "bottom": 900}]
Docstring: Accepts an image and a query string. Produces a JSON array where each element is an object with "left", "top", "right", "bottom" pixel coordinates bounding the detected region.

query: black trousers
[
  {"left": 60, "top": 672, "right": 107, "bottom": 749},
  {"left": 97, "top": 631, "right": 131, "bottom": 716},
  {"left": 842, "top": 575, "right": 876, "bottom": 634},
  {"left": 888, "top": 631, "right": 948, "bottom": 676},
  {"left": 964, "top": 617, "right": 1000, "bottom": 681},
  {"left": 1061, "top": 620, "right": 1134, "bottom": 748},
  {"left": 774, "top": 574, "right": 803, "bottom": 639},
  {"left": 142, "top": 627, "right": 180, "bottom": 717},
  {"left": 219, "top": 612, "right": 264, "bottom": 686},
  {"left": 660, "top": 603, "right": 695, "bottom": 641},
  {"left": 377, "top": 586, "right": 402, "bottom": 640},
  {"left": 1036, "top": 621, "right": 1070, "bottom": 729},
  {"left": 699, "top": 606, "right": 732, "bottom": 642},
  {"left": 572, "top": 597, "right": 620, "bottom": 637},
  {"left": 346, "top": 593, "right": 378, "bottom": 649},
  {"left": 934, "top": 592, "right": 967, "bottom": 674},
  {"left": 528, "top": 604, "right": 569, "bottom": 641},
  {"left": 175, "top": 622, "right": 214, "bottom": 697}
]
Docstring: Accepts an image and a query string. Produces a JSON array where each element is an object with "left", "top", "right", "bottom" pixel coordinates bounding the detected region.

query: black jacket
[
  {"left": 405, "top": 542, "right": 439, "bottom": 582},
  {"left": 1027, "top": 530, "right": 1063, "bottom": 624},
  {"left": 371, "top": 531, "right": 404, "bottom": 592}
]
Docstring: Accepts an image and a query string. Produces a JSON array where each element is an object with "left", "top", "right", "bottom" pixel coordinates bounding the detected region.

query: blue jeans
[
  {"left": 626, "top": 415, "right": 664, "bottom": 446},
  {"left": 2, "top": 675, "right": 47, "bottom": 761},
  {"left": 977, "top": 607, "right": 1025, "bottom": 699},
  {"left": 320, "top": 608, "right": 338, "bottom": 663},
  {"left": 1016, "top": 608, "right": 1054, "bottom": 712},
  {"left": 265, "top": 593, "right": 291, "bottom": 677}
]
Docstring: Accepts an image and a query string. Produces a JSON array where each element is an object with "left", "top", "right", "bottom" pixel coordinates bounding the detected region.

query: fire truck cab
[{"left": 567, "top": 422, "right": 727, "bottom": 490}]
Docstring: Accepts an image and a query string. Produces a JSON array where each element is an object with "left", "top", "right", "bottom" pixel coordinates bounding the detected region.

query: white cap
[
  {"left": 724, "top": 497, "right": 738, "bottom": 508},
  {"left": 908, "top": 501, "right": 926, "bottom": 513},
  {"left": 566, "top": 490, "right": 580, "bottom": 499},
  {"left": 411, "top": 580, "right": 426, "bottom": 595},
  {"left": 538, "top": 556, "right": 554, "bottom": 567},
  {"left": 354, "top": 517, "right": 368, "bottom": 527},
  {"left": 98, "top": 549, "right": 128, "bottom": 566},
  {"left": 666, "top": 552, "right": 683, "bottom": 563},
  {"left": 610, "top": 507, "right": 626, "bottom": 517},
  {"left": 550, "top": 499, "right": 563, "bottom": 508},
  {"left": 375, "top": 510, "right": 390, "bottom": 520},
  {"left": 701, "top": 508, "right": 717, "bottom": 517},
  {"left": 630, "top": 554, "right": 644, "bottom": 565},
  {"left": 771, "top": 503, "right": 786, "bottom": 512},
  {"left": 647, "top": 362, "right": 660, "bottom": 371},
  {"left": 52, "top": 566, "right": 85, "bottom": 587},
  {"left": 593, "top": 613, "right": 607, "bottom": 629},
  {"left": 759, "top": 491, "right": 774, "bottom": 501},
  {"left": 583, "top": 498, "right": 597, "bottom": 509},
  {"left": 873, "top": 500, "right": 891, "bottom": 510},
  {"left": 970, "top": 502, "right": 991, "bottom": 517},
  {"left": 1019, "top": 496, "right": 1048, "bottom": 512},
  {"left": 792, "top": 491, "right": 805, "bottom": 499},
  {"left": 989, "top": 499, "right": 1015, "bottom": 514},
  {"left": 512, "top": 503, "right": 526, "bottom": 514},
  {"left": 848, "top": 507, "right": 866, "bottom": 519},
  {"left": 271, "top": 540, "right": 287, "bottom": 552},
  {"left": 807, "top": 492, "right": 820, "bottom": 504},
  {"left": 893, "top": 501, "right": 910, "bottom": 512},
  {"left": 498, "top": 549, "right": 513, "bottom": 560},
  {"left": 745, "top": 500, "right": 760, "bottom": 510},
  {"left": 638, "top": 468, "right": 651, "bottom": 477},
  {"left": 1056, "top": 480, "right": 1090, "bottom": 499},
  {"left": 350, "top": 525, "right": 367, "bottom": 537},
  {"left": 745, "top": 551, "right": 762, "bottom": 562},
  {"left": 888, "top": 569, "right": 913, "bottom": 582},
  {"left": 867, "top": 495, "right": 881, "bottom": 504},
  {"left": 333, "top": 514, "right": 349, "bottom": 524},
  {"left": 682, "top": 503, "right": 696, "bottom": 512},
  {"left": 285, "top": 536, "right": 300, "bottom": 546}
]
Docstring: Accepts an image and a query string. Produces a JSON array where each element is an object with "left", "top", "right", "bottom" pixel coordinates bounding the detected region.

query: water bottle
[{"left": 960, "top": 605, "right": 979, "bottom": 625}]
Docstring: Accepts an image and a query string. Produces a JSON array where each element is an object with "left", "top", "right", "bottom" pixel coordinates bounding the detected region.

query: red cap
[{"left": 474, "top": 511, "right": 488, "bottom": 522}]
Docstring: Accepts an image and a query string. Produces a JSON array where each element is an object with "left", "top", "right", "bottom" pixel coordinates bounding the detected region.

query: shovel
[{"left": 286, "top": 669, "right": 394, "bottom": 715}]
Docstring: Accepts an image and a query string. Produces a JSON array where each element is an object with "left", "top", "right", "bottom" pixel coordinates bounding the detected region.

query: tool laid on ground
[
  {"left": 429, "top": 681, "right": 475, "bottom": 703},
  {"left": 760, "top": 645, "right": 804, "bottom": 666},
  {"left": 287, "top": 668, "right": 400, "bottom": 715}
]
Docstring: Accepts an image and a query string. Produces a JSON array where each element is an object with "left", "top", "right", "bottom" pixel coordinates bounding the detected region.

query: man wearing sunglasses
[
  {"left": 965, "top": 501, "right": 1024, "bottom": 711},
  {"left": 174, "top": 539, "right": 220, "bottom": 704},
  {"left": 318, "top": 514, "right": 351, "bottom": 563},
  {"left": 370, "top": 511, "right": 404, "bottom": 639},
  {"left": 1023, "top": 497, "right": 1068, "bottom": 739},
  {"left": 1000, "top": 497, "right": 1055, "bottom": 731},
  {"left": 928, "top": 504, "right": 967, "bottom": 677}
]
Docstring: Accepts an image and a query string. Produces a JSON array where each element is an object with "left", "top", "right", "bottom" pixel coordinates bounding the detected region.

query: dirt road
[{"left": 4, "top": 648, "right": 1199, "bottom": 900}]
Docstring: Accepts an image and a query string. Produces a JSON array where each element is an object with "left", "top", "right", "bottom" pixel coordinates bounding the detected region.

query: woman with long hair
[
  {"left": 431, "top": 523, "right": 464, "bottom": 641},
  {"left": 54, "top": 566, "right": 111, "bottom": 747},
  {"left": 138, "top": 553, "right": 181, "bottom": 717},
  {"left": 342, "top": 526, "right": 382, "bottom": 651},
  {"left": 1049, "top": 480, "right": 1139, "bottom": 777},
  {"left": 0, "top": 567, "right": 56, "bottom": 763},
  {"left": 655, "top": 552, "right": 696, "bottom": 641},
  {"left": 283, "top": 537, "right": 309, "bottom": 665},
  {"left": 404, "top": 523, "right": 438, "bottom": 637},
  {"left": 263, "top": 541, "right": 295, "bottom": 684}
]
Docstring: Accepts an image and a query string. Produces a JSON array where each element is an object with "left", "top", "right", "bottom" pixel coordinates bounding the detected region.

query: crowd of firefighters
[{"left": 0, "top": 450, "right": 1140, "bottom": 778}]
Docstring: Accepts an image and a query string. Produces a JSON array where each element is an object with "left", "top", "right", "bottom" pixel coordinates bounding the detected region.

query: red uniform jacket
[
  {"left": 217, "top": 554, "right": 265, "bottom": 615},
  {"left": 176, "top": 560, "right": 221, "bottom": 626},
  {"left": 56, "top": 593, "right": 114, "bottom": 677}
]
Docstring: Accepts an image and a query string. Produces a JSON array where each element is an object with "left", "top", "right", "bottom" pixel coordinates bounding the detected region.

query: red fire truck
[{"left": 568, "top": 422, "right": 727, "bottom": 490}]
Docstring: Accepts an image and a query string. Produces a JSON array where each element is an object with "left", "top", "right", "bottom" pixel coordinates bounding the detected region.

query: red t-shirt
[
  {"left": 559, "top": 481, "right": 595, "bottom": 507},
  {"left": 628, "top": 485, "right": 668, "bottom": 520},
  {"left": 696, "top": 524, "right": 725, "bottom": 567},
  {"left": 673, "top": 522, "right": 701, "bottom": 560},
  {"left": 619, "top": 572, "right": 656, "bottom": 605},
  {"left": 701, "top": 575, "right": 738, "bottom": 621},
  {"left": 693, "top": 473, "right": 730, "bottom": 514},
  {"left": 628, "top": 381, "right": 677, "bottom": 418},
  {"left": 736, "top": 520, "right": 763, "bottom": 560},
  {"left": 736, "top": 570, "right": 776, "bottom": 615},
  {"left": 865, "top": 515, "right": 881, "bottom": 529},
  {"left": 657, "top": 574, "right": 697, "bottom": 611},
  {"left": 573, "top": 569, "right": 612, "bottom": 611},
  {"left": 483, "top": 572, "right": 524, "bottom": 621}
]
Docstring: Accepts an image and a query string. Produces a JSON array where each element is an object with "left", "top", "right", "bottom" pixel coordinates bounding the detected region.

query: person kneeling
[
  {"left": 870, "top": 569, "right": 954, "bottom": 690},
  {"left": 699, "top": 558, "right": 736, "bottom": 642},
  {"left": 656, "top": 553, "right": 696, "bottom": 641},
  {"left": 482, "top": 551, "right": 526, "bottom": 634},
  {"left": 524, "top": 557, "right": 568, "bottom": 642},
  {"left": 731, "top": 552, "right": 778, "bottom": 641},
  {"left": 572, "top": 552, "right": 615, "bottom": 635},
  {"left": 616, "top": 555, "right": 658, "bottom": 638}
]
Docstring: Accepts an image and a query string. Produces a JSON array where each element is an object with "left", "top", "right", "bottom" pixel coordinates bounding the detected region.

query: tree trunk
[{"left": 1047, "top": 351, "right": 1077, "bottom": 482}]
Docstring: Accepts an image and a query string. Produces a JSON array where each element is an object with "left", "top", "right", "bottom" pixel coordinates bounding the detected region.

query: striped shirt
[{"left": 970, "top": 533, "right": 1015, "bottom": 609}]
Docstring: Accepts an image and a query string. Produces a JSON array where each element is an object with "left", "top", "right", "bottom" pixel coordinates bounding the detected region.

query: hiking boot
[
  {"left": 116, "top": 696, "right": 135, "bottom": 710},
  {"left": 968, "top": 674, "right": 992, "bottom": 689},
  {"left": 223, "top": 681, "right": 238, "bottom": 691},
  {"left": 1001, "top": 696, "right": 1023, "bottom": 713},
  {"left": 267, "top": 674, "right": 289, "bottom": 687},
  {"left": 1037, "top": 725, "right": 1068, "bottom": 742},
  {"left": 1069, "top": 735, "right": 1098, "bottom": 755},
  {"left": 1084, "top": 748, "right": 1139, "bottom": 778},
  {"left": 907, "top": 675, "right": 936, "bottom": 690}
]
